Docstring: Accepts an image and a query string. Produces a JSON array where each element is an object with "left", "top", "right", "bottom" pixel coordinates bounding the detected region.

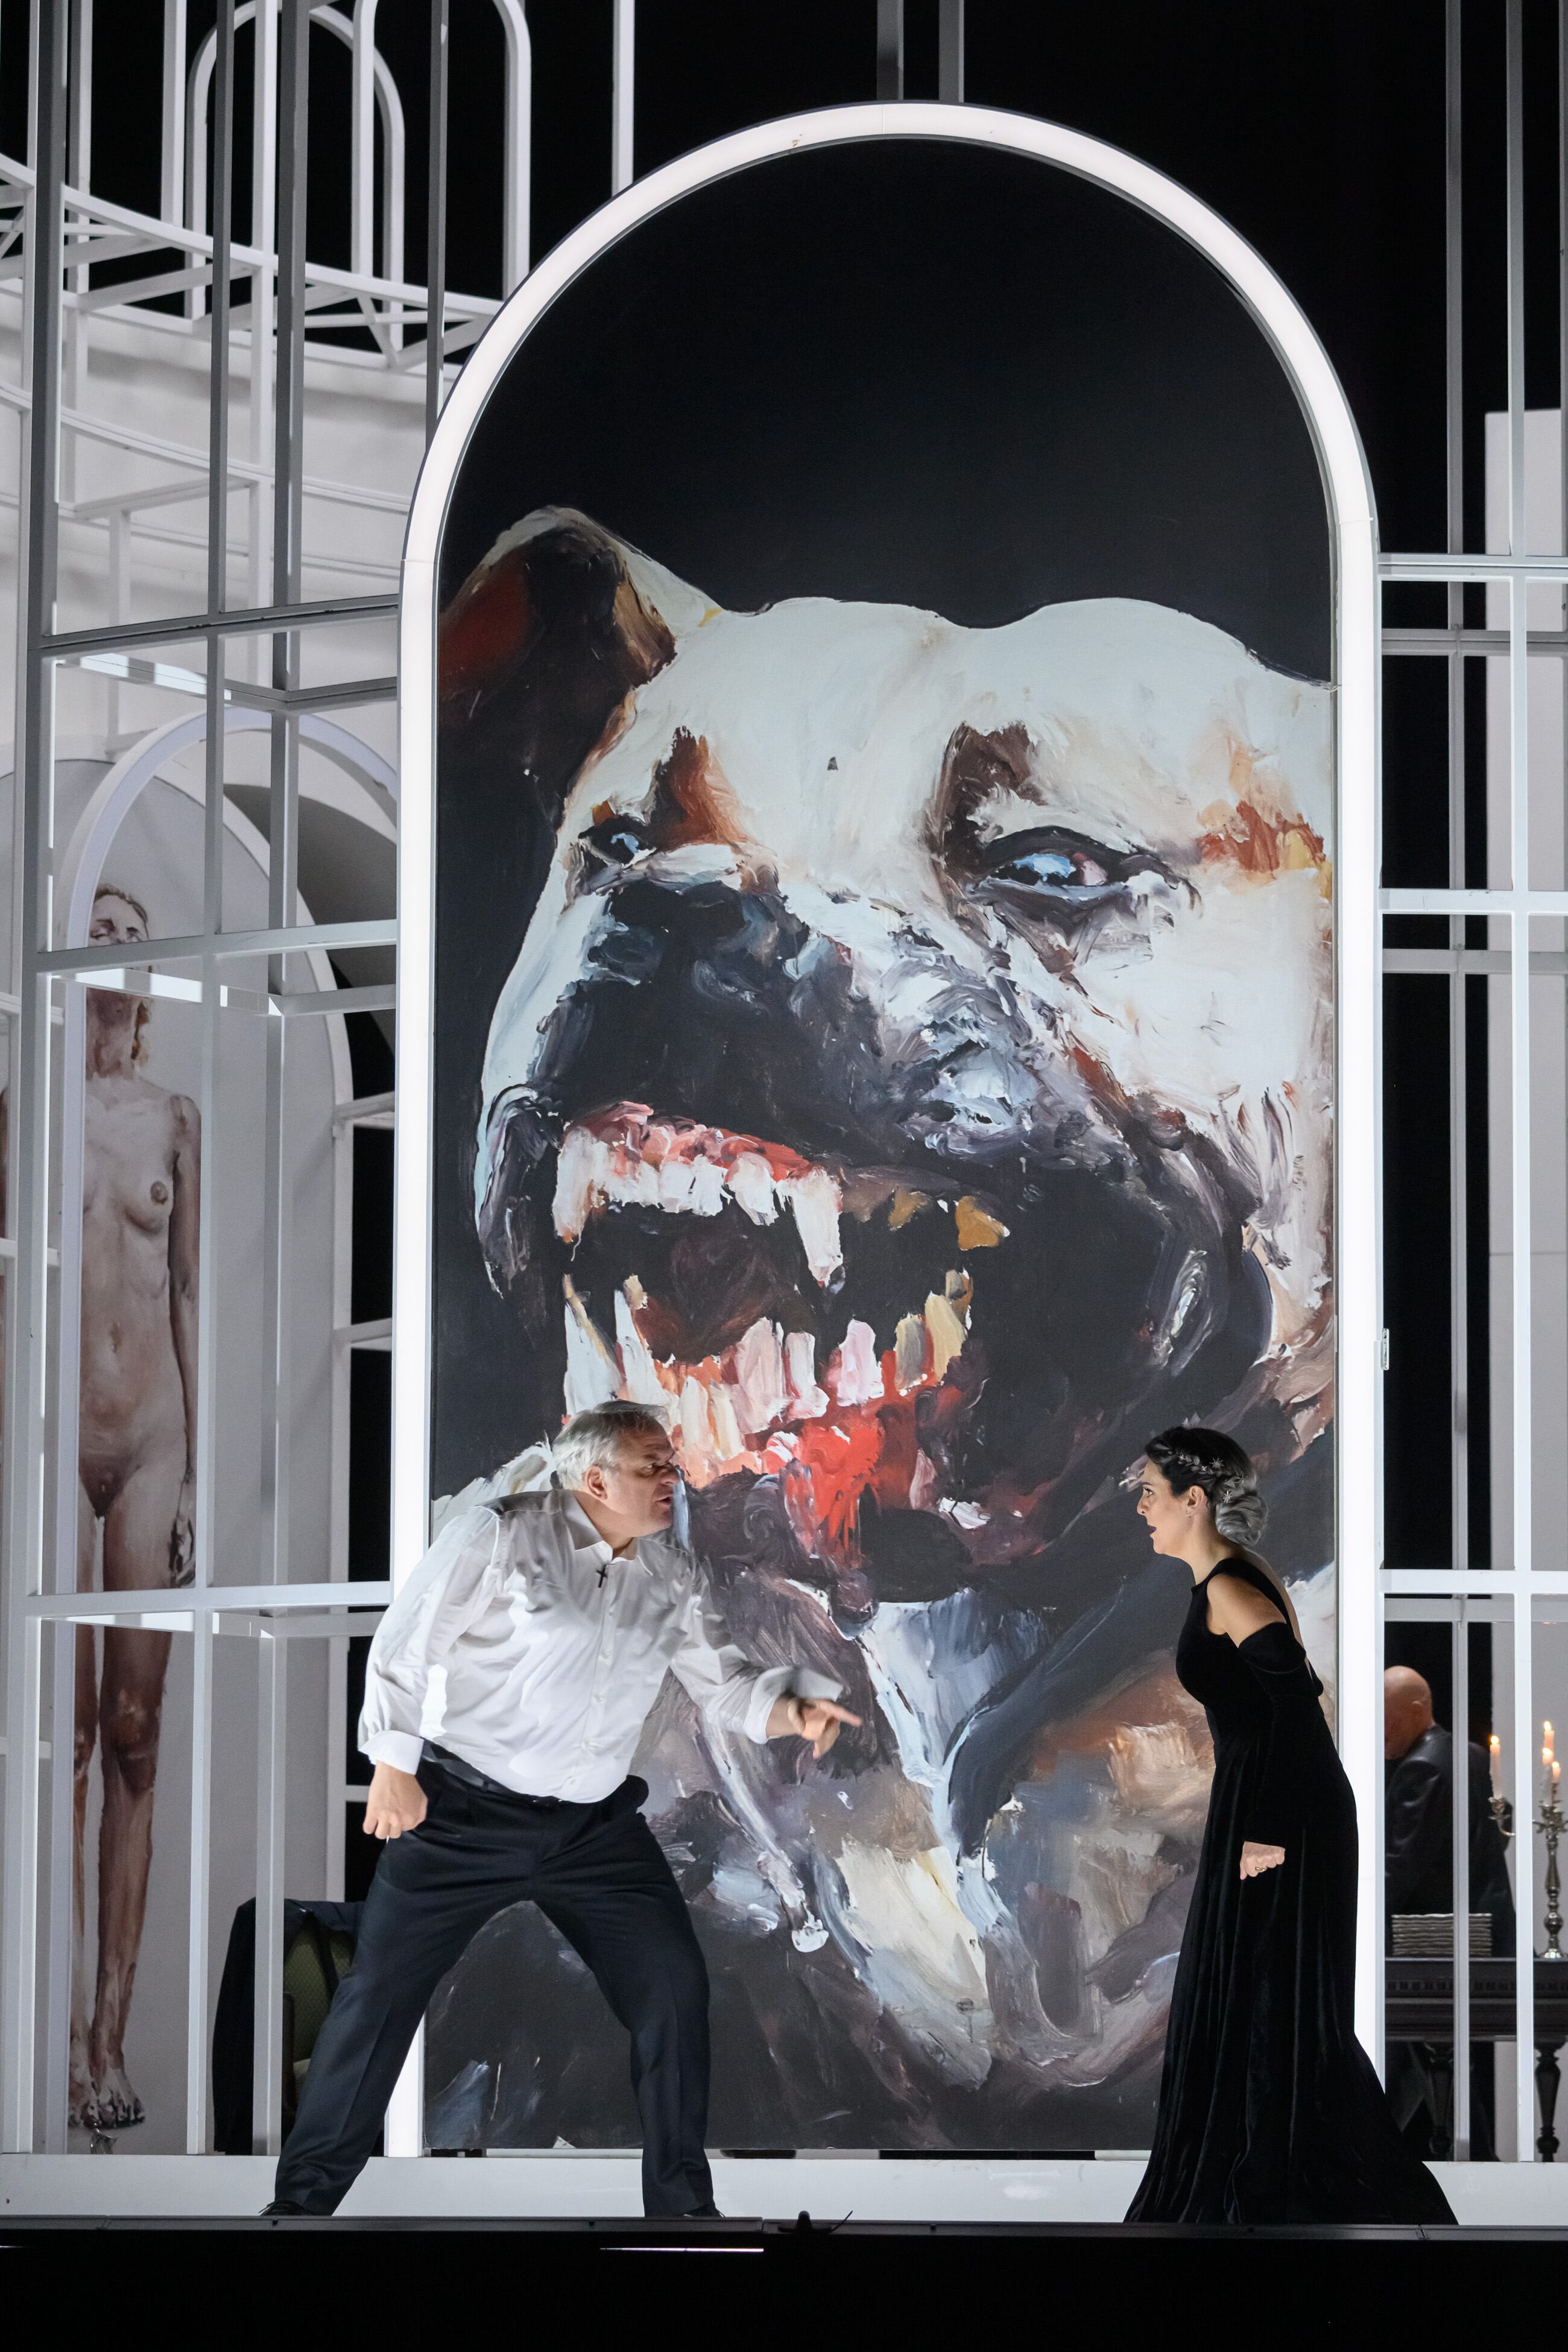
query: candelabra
[{"left": 1539, "top": 1781, "right": 1566, "bottom": 1964}]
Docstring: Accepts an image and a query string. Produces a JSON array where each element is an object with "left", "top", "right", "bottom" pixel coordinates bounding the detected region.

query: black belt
[{"left": 423, "top": 1742, "right": 564, "bottom": 1808}]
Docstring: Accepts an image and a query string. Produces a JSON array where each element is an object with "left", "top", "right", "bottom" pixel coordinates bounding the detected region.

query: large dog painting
[
  {"left": 420, "top": 136, "right": 1335, "bottom": 2150},
  {"left": 425, "top": 508, "right": 1333, "bottom": 2148}
]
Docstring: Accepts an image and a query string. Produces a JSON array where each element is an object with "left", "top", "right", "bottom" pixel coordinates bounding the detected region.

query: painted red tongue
[
  {"left": 782, "top": 1384, "right": 922, "bottom": 1563},
  {"left": 674, "top": 1329, "right": 933, "bottom": 1572}
]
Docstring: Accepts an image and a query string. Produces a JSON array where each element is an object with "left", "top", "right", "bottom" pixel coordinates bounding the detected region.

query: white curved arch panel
[
  {"left": 394, "top": 106, "right": 1381, "bottom": 2094},
  {"left": 57, "top": 706, "right": 398, "bottom": 949}
]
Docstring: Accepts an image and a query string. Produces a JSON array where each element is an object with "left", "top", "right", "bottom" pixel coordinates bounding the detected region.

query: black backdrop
[{"left": 431, "top": 133, "right": 1330, "bottom": 1495}]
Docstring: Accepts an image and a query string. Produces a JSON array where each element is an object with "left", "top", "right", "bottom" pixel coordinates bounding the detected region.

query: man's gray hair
[{"left": 551, "top": 1402, "right": 669, "bottom": 1490}]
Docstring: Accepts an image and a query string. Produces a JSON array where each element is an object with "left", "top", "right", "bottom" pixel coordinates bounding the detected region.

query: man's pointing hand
[{"left": 767, "top": 1694, "right": 864, "bottom": 1758}]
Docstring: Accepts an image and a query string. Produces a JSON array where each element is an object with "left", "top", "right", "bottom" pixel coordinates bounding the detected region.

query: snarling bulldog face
[{"left": 448, "top": 510, "right": 1333, "bottom": 1636}]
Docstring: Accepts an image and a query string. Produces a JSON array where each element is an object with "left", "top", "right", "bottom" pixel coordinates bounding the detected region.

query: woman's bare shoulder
[{"left": 1206, "top": 1569, "right": 1288, "bottom": 1637}]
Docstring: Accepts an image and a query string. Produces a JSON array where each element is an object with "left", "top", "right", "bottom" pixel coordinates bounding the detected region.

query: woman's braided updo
[{"left": 1145, "top": 1425, "right": 1268, "bottom": 1547}]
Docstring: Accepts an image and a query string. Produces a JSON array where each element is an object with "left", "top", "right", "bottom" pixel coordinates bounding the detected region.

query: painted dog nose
[{"left": 509, "top": 872, "right": 891, "bottom": 1166}]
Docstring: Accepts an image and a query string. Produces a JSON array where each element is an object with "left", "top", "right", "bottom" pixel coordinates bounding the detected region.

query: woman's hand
[{"left": 1240, "top": 1840, "right": 1285, "bottom": 1880}]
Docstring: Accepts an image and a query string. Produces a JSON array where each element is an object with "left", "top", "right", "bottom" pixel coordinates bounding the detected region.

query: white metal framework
[
  {"left": 0, "top": 0, "right": 1556, "bottom": 2199},
  {"left": 0, "top": 0, "right": 460, "bottom": 2163},
  {"left": 1374, "top": 0, "right": 1567, "bottom": 2166}
]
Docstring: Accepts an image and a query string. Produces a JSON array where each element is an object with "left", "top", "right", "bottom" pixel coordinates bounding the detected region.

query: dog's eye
[
  {"left": 975, "top": 827, "right": 1168, "bottom": 920},
  {"left": 578, "top": 812, "right": 654, "bottom": 876},
  {"left": 991, "top": 841, "right": 1110, "bottom": 891}
]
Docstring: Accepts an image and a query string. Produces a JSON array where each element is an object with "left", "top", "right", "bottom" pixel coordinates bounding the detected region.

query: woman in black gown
[{"left": 1126, "top": 1427, "right": 1454, "bottom": 2226}]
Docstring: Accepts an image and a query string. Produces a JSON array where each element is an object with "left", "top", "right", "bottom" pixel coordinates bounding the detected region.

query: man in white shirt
[{"left": 265, "top": 1403, "right": 858, "bottom": 2219}]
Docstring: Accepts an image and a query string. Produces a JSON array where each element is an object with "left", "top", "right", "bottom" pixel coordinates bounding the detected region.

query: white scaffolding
[
  {"left": 0, "top": 0, "right": 1563, "bottom": 2195},
  {"left": 1375, "top": 0, "right": 1568, "bottom": 2166},
  {"left": 0, "top": 0, "right": 475, "bottom": 2162}
]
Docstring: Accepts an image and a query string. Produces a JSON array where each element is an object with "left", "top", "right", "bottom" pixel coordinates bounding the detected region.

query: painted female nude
[{"left": 68, "top": 885, "right": 200, "bottom": 2129}]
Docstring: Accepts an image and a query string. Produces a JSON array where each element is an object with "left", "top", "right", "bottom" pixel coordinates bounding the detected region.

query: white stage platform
[{"left": 0, "top": 2154, "right": 1556, "bottom": 2228}]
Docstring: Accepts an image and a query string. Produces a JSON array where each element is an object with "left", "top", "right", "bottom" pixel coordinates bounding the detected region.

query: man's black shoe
[
  {"left": 260, "top": 2199, "right": 310, "bottom": 2217},
  {"left": 678, "top": 2202, "right": 724, "bottom": 2218}
]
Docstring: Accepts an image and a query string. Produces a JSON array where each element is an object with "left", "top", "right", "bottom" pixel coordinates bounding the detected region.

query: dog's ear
[{"left": 438, "top": 507, "right": 714, "bottom": 828}]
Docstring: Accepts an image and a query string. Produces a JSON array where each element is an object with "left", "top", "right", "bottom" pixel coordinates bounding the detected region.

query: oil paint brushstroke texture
[{"left": 425, "top": 507, "right": 1335, "bottom": 2151}]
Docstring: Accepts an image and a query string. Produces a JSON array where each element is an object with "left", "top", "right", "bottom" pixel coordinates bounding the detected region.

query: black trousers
[{"left": 273, "top": 1760, "right": 712, "bottom": 2216}]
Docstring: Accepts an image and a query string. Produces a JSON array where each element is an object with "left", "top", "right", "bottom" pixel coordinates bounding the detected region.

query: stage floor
[{"left": 1, "top": 2151, "right": 1561, "bottom": 2228}]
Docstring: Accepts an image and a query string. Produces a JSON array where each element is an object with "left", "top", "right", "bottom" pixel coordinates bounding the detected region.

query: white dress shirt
[{"left": 359, "top": 1489, "right": 833, "bottom": 1802}]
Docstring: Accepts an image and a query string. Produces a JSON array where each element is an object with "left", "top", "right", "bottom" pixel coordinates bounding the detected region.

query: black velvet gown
[{"left": 1127, "top": 1556, "right": 1455, "bottom": 2225}]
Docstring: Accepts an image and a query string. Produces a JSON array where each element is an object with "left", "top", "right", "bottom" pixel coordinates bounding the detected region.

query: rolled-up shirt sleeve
[
  {"left": 359, "top": 1506, "right": 505, "bottom": 1774},
  {"left": 669, "top": 1570, "right": 842, "bottom": 1742}
]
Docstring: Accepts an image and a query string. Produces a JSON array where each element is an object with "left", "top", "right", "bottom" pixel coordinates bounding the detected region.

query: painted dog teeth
[
  {"left": 894, "top": 1314, "right": 928, "bottom": 1394},
  {"left": 678, "top": 1372, "right": 716, "bottom": 1456},
  {"left": 706, "top": 1373, "right": 744, "bottom": 1461},
  {"left": 551, "top": 1105, "right": 844, "bottom": 1285},
  {"left": 562, "top": 1276, "right": 619, "bottom": 1412},
  {"left": 551, "top": 1107, "right": 1023, "bottom": 1297},
  {"left": 733, "top": 1315, "right": 789, "bottom": 1431},
  {"left": 779, "top": 1167, "right": 843, "bottom": 1285},
  {"left": 727, "top": 1151, "right": 779, "bottom": 1225},
  {"left": 829, "top": 1320, "right": 884, "bottom": 1408},
  {"left": 568, "top": 1269, "right": 975, "bottom": 1490},
  {"left": 613, "top": 1282, "right": 667, "bottom": 1407},
  {"left": 554, "top": 1108, "right": 981, "bottom": 1487},
  {"left": 925, "top": 1272, "right": 972, "bottom": 1379},
  {"left": 784, "top": 1329, "right": 828, "bottom": 1418}
]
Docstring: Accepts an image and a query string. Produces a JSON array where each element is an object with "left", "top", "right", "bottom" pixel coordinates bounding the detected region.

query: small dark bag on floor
[{"left": 212, "top": 1897, "right": 364, "bottom": 2154}]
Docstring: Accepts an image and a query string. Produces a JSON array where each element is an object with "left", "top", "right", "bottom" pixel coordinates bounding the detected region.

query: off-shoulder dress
[{"left": 1127, "top": 1554, "right": 1455, "bottom": 2224}]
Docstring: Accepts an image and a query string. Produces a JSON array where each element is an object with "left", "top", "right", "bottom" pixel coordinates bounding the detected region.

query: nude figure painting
[{"left": 68, "top": 886, "right": 200, "bottom": 2131}]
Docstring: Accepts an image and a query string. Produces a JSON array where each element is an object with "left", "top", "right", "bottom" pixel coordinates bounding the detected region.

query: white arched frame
[
  {"left": 394, "top": 107, "right": 1382, "bottom": 2131},
  {"left": 52, "top": 704, "right": 398, "bottom": 1627},
  {"left": 187, "top": 1, "right": 406, "bottom": 300}
]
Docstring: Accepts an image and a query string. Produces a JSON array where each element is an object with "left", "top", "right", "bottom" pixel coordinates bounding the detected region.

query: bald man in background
[
  {"left": 1385, "top": 1668, "right": 1514, "bottom": 1952},
  {"left": 1385, "top": 1664, "right": 1515, "bottom": 2159}
]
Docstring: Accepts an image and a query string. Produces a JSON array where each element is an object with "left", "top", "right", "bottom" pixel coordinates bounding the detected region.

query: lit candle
[
  {"left": 1491, "top": 1733, "right": 1503, "bottom": 1801},
  {"left": 1546, "top": 1722, "right": 1556, "bottom": 1764},
  {"left": 1555, "top": 1759, "right": 1561, "bottom": 1791}
]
